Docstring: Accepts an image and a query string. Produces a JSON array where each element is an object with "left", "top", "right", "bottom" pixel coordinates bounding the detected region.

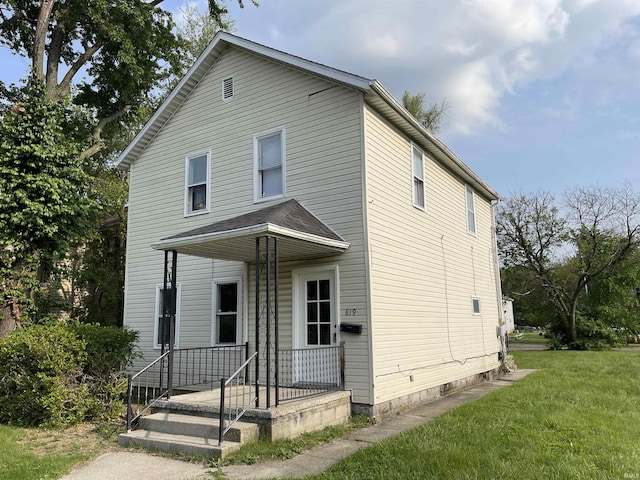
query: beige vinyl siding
[
  {"left": 123, "top": 47, "right": 371, "bottom": 403},
  {"left": 363, "top": 106, "right": 501, "bottom": 405}
]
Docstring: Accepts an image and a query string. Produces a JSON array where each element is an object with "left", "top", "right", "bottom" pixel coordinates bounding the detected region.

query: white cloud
[{"left": 271, "top": 0, "right": 640, "bottom": 135}]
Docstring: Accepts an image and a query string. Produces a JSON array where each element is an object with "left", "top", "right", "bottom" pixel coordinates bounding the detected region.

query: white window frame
[
  {"left": 153, "top": 283, "right": 181, "bottom": 349},
  {"left": 222, "top": 76, "right": 234, "bottom": 101},
  {"left": 466, "top": 184, "right": 476, "bottom": 235},
  {"left": 412, "top": 144, "right": 426, "bottom": 211},
  {"left": 253, "top": 127, "right": 286, "bottom": 203},
  {"left": 184, "top": 150, "right": 211, "bottom": 217},
  {"left": 211, "top": 277, "right": 243, "bottom": 346},
  {"left": 472, "top": 296, "right": 481, "bottom": 316}
]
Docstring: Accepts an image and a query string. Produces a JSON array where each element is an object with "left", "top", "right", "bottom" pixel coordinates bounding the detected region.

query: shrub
[
  {"left": 0, "top": 323, "right": 139, "bottom": 427},
  {"left": 0, "top": 324, "right": 87, "bottom": 427}
]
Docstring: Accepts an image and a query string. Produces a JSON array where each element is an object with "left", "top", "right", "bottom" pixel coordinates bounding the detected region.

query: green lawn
[
  {"left": 310, "top": 350, "right": 640, "bottom": 480},
  {"left": 0, "top": 424, "right": 114, "bottom": 480},
  {"left": 508, "top": 331, "right": 549, "bottom": 344}
]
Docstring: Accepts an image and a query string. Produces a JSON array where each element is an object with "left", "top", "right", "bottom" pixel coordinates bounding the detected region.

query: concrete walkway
[{"left": 61, "top": 369, "right": 535, "bottom": 480}]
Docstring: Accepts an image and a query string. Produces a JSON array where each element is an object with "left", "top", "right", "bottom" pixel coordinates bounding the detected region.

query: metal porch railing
[
  {"left": 218, "top": 352, "right": 258, "bottom": 445},
  {"left": 126, "top": 343, "right": 247, "bottom": 432},
  {"left": 277, "top": 343, "right": 345, "bottom": 403}
]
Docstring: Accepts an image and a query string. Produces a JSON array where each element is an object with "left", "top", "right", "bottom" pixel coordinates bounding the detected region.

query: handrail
[
  {"left": 218, "top": 351, "right": 258, "bottom": 446},
  {"left": 126, "top": 350, "right": 171, "bottom": 432},
  {"left": 126, "top": 343, "right": 247, "bottom": 432}
]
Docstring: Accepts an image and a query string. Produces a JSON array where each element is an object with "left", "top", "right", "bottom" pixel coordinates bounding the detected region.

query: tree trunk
[
  {"left": 0, "top": 303, "right": 21, "bottom": 338},
  {"left": 568, "top": 300, "right": 578, "bottom": 343}
]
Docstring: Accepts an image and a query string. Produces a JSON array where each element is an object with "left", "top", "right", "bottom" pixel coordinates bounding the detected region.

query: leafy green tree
[
  {"left": 0, "top": 80, "right": 97, "bottom": 335},
  {"left": 496, "top": 185, "right": 640, "bottom": 348},
  {"left": 0, "top": 0, "right": 249, "bottom": 332},
  {"left": 402, "top": 91, "right": 448, "bottom": 133}
]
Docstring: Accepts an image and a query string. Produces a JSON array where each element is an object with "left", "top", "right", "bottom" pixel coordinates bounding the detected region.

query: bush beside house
[{"left": 0, "top": 323, "right": 139, "bottom": 427}]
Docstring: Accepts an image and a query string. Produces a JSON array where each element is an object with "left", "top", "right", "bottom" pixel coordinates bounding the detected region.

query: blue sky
[{"left": 2, "top": 0, "right": 639, "bottom": 198}]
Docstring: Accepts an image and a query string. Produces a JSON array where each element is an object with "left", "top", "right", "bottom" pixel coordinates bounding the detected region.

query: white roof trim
[{"left": 151, "top": 223, "right": 350, "bottom": 252}]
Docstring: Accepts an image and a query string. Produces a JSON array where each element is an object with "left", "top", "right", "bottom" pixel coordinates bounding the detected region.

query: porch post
[
  {"left": 168, "top": 249, "right": 177, "bottom": 398},
  {"left": 266, "top": 236, "right": 271, "bottom": 408},
  {"left": 274, "top": 237, "right": 279, "bottom": 407},
  {"left": 255, "top": 237, "right": 260, "bottom": 408}
]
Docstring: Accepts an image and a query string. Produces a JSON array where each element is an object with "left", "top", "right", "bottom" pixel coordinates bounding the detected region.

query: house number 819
[{"left": 344, "top": 309, "right": 357, "bottom": 316}]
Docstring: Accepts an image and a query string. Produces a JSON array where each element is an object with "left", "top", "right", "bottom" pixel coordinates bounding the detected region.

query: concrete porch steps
[{"left": 118, "top": 412, "right": 260, "bottom": 459}]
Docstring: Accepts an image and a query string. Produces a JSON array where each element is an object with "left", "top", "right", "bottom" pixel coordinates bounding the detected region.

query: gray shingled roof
[{"left": 163, "top": 199, "right": 344, "bottom": 242}]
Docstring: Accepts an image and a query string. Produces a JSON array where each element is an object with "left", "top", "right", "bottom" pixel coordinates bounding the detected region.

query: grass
[
  {"left": 211, "top": 415, "right": 375, "bottom": 467},
  {"left": 0, "top": 422, "right": 118, "bottom": 480},
  {"left": 509, "top": 331, "right": 549, "bottom": 344},
  {"left": 307, "top": 350, "right": 640, "bottom": 480}
]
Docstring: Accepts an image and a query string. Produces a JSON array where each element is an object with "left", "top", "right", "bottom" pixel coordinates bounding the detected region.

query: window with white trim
[
  {"left": 222, "top": 77, "right": 234, "bottom": 101},
  {"left": 412, "top": 145, "right": 425, "bottom": 210},
  {"left": 466, "top": 184, "right": 476, "bottom": 234},
  {"left": 254, "top": 127, "right": 285, "bottom": 202},
  {"left": 472, "top": 296, "right": 481, "bottom": 315},
  {"left": 213, "top": 279, "right": 242, "bottom": 345},
  {"left": 185, "top": 151, "right": 210, "bottom": 215},
  {"left": 154, "top": 284, "right": 181, "bottom": 349}
]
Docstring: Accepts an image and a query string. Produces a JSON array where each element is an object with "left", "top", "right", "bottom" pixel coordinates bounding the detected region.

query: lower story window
[
  {"left": 214, "top": 279, "right": 242, "bottom": 344},
  {"left": 154, "top": 284, "right": 181, "bottom": 349}
]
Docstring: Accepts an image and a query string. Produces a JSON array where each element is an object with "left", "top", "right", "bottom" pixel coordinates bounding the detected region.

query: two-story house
[{"left": 116, "top": 32, "right": 505, "bottom": 452}]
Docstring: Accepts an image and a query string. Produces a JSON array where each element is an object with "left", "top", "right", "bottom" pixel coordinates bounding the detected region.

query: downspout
[{"left": 491, "top": 200, "right": 507, "bottom": 364}]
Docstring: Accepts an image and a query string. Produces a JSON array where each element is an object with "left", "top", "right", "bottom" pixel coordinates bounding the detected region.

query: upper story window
[
  {"left": 412, "top": 145, "right": 425, "bottom": 210},
  {"left": 254, "top": 127, "right": 286, "bottom": 203},
  {"left": 184, "top": 151, "right": 210, "bottom": 216},
  {"left": 222, "top": 77, "right": 234, "bottom": 101},
  {"left": 466, "top": 184, "right": 476, "bottom": 235}
]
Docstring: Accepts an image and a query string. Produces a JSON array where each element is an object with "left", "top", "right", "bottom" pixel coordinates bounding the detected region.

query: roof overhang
[{"left": 152, "top": 223, "right": 350, "bottom": 262}]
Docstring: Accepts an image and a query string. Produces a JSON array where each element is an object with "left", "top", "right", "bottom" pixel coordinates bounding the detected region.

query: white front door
[
  {"left": 292, "top": 267, "right": 340, "bottom": 385},
  {"left": 293, "top": 267, "right": 339, "bottom": 349}
]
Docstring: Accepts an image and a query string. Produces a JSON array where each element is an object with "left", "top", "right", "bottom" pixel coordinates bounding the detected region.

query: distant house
[
  {"left": 503, "top": 297, "right": 515, "bottom": 333},
  {"left": 116, "top": 32, "right": 505, "bottom": 423}
]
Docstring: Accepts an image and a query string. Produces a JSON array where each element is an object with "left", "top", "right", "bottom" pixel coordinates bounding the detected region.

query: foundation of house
[{"left": 352, "top": 367, "right": 503, "bottom": 419}]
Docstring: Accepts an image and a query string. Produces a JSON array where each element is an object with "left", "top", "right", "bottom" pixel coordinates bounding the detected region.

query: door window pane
[
  {"left": 305, "top": 277, "right": 332, "bottom": 346},
  {"left": 319, "top": 280, "right": 330, "bottom": 300},
  {"left": 307, "top": 280, "right": 317, "bottom": 301},
  {"left": 320, "top": 324, "right": 331, "bottom": 345},
  {"left": 307, "top": 325, "right": 318, "bottom": 345},
  {"left": 307, "top": 303, "right": 317, "bottom": 323},
  {"left": 319, "top": 302, "right": 330, "bottom": 322}
]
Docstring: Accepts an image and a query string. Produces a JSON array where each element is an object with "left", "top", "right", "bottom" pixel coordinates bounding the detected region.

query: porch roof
[{"left": 151, "top": 199, "right": 350, "bottom": 262}]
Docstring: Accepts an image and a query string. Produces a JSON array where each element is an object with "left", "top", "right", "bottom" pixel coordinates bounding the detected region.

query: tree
[
  {"left": 0, "top": 79, "right": 97, "bottom": 335},
  {"left": 402, "top": 91, "right": 448, "bottom": 133},
  {"left": 0, "top": 0, "right": 251, "bottom": 158},
  {"left": 496, "top": 185, "right": 640, "bottom": 348},
  {"left": 0, "top": 0, "right": 252, "bottom": 333}
]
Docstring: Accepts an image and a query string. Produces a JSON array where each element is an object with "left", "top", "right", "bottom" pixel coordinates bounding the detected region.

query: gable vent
[{"left": 222, "top": 77, "right": 234, "bottom": 100}]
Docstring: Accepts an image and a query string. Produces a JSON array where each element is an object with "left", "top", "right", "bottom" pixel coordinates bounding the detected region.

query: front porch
[
  {"left": 119, "top": 344, "right": 350, "bottom": 458},
  {"left": 121, "top": 200, "right": 353, "bottom": 457}
]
